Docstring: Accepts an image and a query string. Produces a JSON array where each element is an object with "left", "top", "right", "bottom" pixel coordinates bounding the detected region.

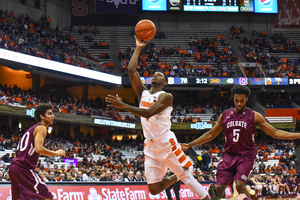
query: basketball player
[
  {"left": 278, "top": 4, "right": 291, "bottom": 27},
  {"left": 181, "top": 85, "right": 300, "bottom": 200},
  {"left": 9, "top": 104, "right": 66, "bottom": 200},
  {"left": 290, "top": 2, "right": 300, "bottom": 26},
  {"left": 105, "top": 35, "right": 209, "bottom": 199}
]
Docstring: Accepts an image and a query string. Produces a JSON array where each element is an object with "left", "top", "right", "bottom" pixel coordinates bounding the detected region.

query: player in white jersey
[{"left": 105, "top": 36, "right": 209, "bottom": 200}]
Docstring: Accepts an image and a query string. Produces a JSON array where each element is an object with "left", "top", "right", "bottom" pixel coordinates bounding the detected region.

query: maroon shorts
[
  {"left": 9, "top": 163, "right": 53, "bottom": 200},
  {"left": 216, "top": 153, "right": 256, "bottom": 186}
]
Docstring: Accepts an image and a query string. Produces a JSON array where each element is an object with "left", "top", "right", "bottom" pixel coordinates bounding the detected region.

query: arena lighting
[{"left": 0, "top": 49, "right": 122, "bottom": 85}]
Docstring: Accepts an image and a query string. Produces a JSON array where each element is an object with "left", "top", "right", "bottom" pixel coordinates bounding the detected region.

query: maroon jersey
[
  {"left": 12, "top": 123, "right": 43, "bottom": 169},
  {"left": 222, "top": 108, "right": 257, "bottom": 156}
]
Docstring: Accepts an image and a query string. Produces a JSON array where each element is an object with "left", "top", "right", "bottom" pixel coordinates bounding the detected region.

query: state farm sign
[{"left": 0, "top": 183, "right": 232, "bottom": 200}]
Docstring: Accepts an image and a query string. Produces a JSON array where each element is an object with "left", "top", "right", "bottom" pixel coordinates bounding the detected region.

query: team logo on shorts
[
  {"left": 259, "top": 0, "right": 272, "bottom": 7},
  {"left": 149, "top": 0, "right": 161, "bottom": 4}
]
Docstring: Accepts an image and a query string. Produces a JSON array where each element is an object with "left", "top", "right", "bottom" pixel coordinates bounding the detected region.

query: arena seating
[
  {"left": 117, "top": 28, "right": 238, "bottom": 77},
  {"left": 63, "top": 26, "right": 112, "bottom": 62}
]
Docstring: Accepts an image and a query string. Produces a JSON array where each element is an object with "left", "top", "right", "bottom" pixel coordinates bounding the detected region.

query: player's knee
[{"left": 236, "top": 182, "right": 246, "bottom": 194}]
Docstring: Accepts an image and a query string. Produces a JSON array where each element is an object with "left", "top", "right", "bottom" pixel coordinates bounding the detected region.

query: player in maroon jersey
[
  {"left": 9, "top": 104, "right": 65, "bottom": 200},
  {"left": 181, "top": 85, "right": 300, "bottom": 200}
]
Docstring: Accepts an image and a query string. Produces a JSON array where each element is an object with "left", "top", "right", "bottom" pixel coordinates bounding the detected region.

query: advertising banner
[
  {"left": 142, "top": 0, "right": 167, "bottom": 11},
  {"left": 0, "top": 183, "right": 232, "bottom": 200},
  {"left": 254, "top": 0, "right": 278, "bottom": 14},
  {"left": 95, "top": 0, "right": 139, "bottom": 15},
  {"left": 240, "top": 0, "right": 254, "bottom": 12},
  {"left": 274, "top": 0, "right": 300, "bottom": 28}
]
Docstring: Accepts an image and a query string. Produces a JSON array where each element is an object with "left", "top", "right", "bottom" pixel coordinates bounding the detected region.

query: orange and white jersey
[{"left": 139, "top": 90, "right": 173, "bottom": 140}]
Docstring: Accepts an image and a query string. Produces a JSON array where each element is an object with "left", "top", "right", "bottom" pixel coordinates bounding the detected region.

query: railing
[{"left": 265, "top": 116, "right": 294, "bottom": 123}]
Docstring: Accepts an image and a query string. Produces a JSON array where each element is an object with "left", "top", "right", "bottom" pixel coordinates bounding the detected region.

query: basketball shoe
[{"left": 208, "top": 183, "right": 223, "bottom": 200}]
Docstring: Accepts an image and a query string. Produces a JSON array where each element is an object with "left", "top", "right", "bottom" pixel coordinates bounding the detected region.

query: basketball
[{"left": 135, "top": 19, "right": 156, "bottom": 41}]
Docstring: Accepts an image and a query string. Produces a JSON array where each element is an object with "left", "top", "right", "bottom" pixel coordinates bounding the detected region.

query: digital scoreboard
[
  {"left": 142, "top": 0, "right": 278, "bottom": 13},
  {"left": 184, "top": 0, "right": 239, "bottom": 12},
  {"left": 140, "top": 77, "right": 289, "bottom": 85}
]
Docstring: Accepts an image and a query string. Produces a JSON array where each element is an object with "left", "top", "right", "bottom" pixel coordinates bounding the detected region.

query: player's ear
[
  {"left": 163, "top": 80, "right": 168, "bottom": 87},
  {"left": 40, "top": 114, "right": 45, "bottom": 120},
  {"left": 246, "top": 97, "right": 248, "bottom": 102}
]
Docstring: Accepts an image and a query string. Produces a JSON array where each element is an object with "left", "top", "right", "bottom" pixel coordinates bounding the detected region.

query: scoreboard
[
  {"left": 142, "top": 0, "right": 278, "bottom": 13},
  {"left": 184, "top": 0, "right": 239, "bottom": 12},
  {"left": 289, "top": 78, "right": 300, "bottom": 85},
  {"left": 140, "top": 77, "right": 290, "bottom": 85}
]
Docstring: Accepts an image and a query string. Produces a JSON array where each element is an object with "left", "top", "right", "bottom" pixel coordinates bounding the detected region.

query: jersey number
[
  {"left": 17, "top": 132, "right": 35, "bottom": 156},
  {"left": 233, "top": 129, "right": 240, "bottom": 142}
]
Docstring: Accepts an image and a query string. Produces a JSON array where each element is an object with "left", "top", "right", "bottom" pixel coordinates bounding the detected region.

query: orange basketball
[{"left": 135, "top": 19, "right": 156, "bottom": 41}]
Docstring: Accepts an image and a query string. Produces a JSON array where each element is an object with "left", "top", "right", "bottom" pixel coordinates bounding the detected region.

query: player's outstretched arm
[
  {"left": 255, "top": 112, "right": 300, "bottom": 140},
  {"left": 106, "top": 93, "right": 172, "bottom": 119},
  {"left": 181, "top": 115, "right": 223, "bottom": 150},
  {"left": 34, "top": 126, "right": 66, "bottom": 157},
  {"left": 128, "top": 35, "right": 149, "bottom": 100}
]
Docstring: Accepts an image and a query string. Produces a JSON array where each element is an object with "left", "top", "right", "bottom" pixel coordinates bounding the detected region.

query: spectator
[
  {"left": 0, "top": 171, "right": 4, "bottom": 181},
  {"left": 48, "top": 171, "right": 57, "bottom": 182},
  {"left": 116, "top": 172, "right": 124, "bottom": 181},
  {"left": 75, "top": 171, "right": 84, "bottom": 182},
  {"left": 87, "top": 171, "right": 99, "bottom": 182},
  {"left": 124, "top": 171, "right": 136, "bottom": 182},
  {"left": 0, "top": 156, "right": 4, "bottom": 168},
  {"left": 100, "top": 170, "right": 112, "bottom": 181},
  {"left": 135, "top": 171, "right": 145, "bottom": 182},
  {"left": 58, "top": 173, "right": 66, "bottom": 182}
]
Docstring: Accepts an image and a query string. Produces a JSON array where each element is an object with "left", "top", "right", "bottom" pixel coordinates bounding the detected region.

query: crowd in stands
[
  {"left": 120, "top": 34, "right": 237, "bottom": 78},
  {"left": 0, "top": 10, "right": 113, "bottom": 74},
  {"left": 0, "top": 84, "right": 136, "bottom": 122},
  {"left": 257, "top": 92, "right": 294, "bottom": 109},
  {"left": 230, "top": 25, "right": 245, "bottom": 39},
  {"left": 170, "top": 90, "right": 233, "bottom": 123},
  {"left": 0, "top": 111, "right": 300, "bottom": 199},
  {"left": 1, "top": 127, "right": 300, "bottom": 199},
  {"left": 0, "top": 83, "right": 237, "bottom": 123},
  {"left": 231, "top": 26, "right": 300, "bottom": 78},
  {"left": 262, "top": 55, "right": 300, "bottom": 78}
]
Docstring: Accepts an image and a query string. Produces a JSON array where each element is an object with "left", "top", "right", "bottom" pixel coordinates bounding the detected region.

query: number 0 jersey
[
  {"left": 12, "top": 123, "right": 43, "bottom": 169},
  {"left": 139, "top": 90, "right": 173, "bottom": 140},
  {"left": 221, "top": 108, "right": 257, "bottom": 156}
]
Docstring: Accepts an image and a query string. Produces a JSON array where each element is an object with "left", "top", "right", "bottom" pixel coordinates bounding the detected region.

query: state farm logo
[
  {"left": 88, "top": 188, "right": 102, "bottom": 200},
  {"left": 51, "top": 187, "right": 100, "bottom": 200}
]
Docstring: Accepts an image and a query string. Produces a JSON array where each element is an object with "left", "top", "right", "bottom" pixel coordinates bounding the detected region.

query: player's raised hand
[
  {"left": 105, "top": 94, "right": 124, "bottom": 109},
  {"left": 134, "top": 35, "right": 149, "bottom": 49},
  {"left": 55, "top": 149, "right": 66, "bottom": 157},
  {"left": 180, "top": 143, "right": 190, "bottom": 150}
]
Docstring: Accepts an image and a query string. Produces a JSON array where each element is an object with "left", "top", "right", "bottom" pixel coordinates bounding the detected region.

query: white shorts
[{"left": 144, "top": 131, "right": 193, "bottom": 184}]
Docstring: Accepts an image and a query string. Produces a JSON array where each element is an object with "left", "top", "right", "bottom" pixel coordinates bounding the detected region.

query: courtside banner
[
  {"left": 0, "top": 183, "right": 232, "bottom": 199},
  {"left": 95, "top": 0, "right": 139, "bottom": 15},
  {"left": 0, "top": 49, "right": 122, "bottom": 85}
]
